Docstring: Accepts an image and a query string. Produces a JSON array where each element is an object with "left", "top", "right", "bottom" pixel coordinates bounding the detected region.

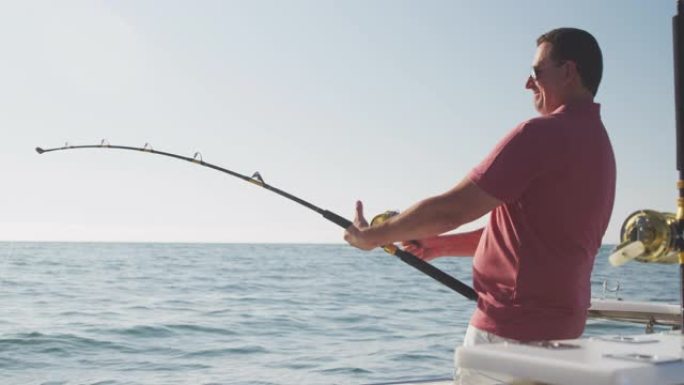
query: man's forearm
[
  {"left": 434, "top": 229, "right": 484, "bottom": 256},
  {"left": 361, "top": 193, "right": 467, "bottom": 247},
  {"left": 352, "top": 177, "right": 499, "bottom": 250}
]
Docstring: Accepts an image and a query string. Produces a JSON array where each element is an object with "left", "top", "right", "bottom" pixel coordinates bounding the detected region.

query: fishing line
[{"left": 36, "top": 140, "right": 478, "bottom": 301}]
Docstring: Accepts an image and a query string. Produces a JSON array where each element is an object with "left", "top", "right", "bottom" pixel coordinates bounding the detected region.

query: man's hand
[
  {"left": 401, "top": 236, "right": 443, "bottom": 261},
  {"left": 343, "top": 201, "right": 377, "bottom": 250}
]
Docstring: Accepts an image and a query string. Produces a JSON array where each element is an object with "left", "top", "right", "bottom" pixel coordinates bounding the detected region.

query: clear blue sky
[{"left": 0, "top": 0, "right": 677, "bottom": 244}]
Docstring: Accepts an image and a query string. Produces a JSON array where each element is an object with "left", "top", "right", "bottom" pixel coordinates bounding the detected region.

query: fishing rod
[{"left": 36, "top": 141, "right": 478, "bottom": 301}]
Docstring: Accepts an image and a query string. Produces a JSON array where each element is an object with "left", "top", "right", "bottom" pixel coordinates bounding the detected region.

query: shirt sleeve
[{"left": 467, "top": 119, "right": 562, "bottom": 203}]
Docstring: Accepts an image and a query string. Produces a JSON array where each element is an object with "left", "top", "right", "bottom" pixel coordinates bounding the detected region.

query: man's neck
[{"left": 560, "top": 89, "right": 594, "bottom": 107}]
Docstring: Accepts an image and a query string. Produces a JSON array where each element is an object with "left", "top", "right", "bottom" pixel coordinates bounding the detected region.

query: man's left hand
[{"left": 344, "top": 200, "right": 377, "bottom": 250}]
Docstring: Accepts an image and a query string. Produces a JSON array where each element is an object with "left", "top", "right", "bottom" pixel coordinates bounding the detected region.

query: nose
[{"left": 525, "top": 76, "right": 535, "bottom": 90}]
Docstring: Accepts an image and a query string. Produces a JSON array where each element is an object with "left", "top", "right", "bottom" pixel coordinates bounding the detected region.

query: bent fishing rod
[{"left": 35, "top": 141, "right": 478, "bottom": 301}]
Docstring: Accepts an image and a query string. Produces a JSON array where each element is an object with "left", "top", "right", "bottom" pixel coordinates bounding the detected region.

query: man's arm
[
  {"left": 344, "top": 177, "right": 501, "bottom": 250},
  {"left": 403, "top": 228, "right": 484, "bottom": 261}
]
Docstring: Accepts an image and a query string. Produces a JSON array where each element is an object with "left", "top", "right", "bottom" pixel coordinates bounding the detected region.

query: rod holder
[{"left": 673, "top": 0, "right": 684, "bottom": 334}]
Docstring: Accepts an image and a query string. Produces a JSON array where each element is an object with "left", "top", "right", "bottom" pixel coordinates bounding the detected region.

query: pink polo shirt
[{"left": 467, "top": 101, "right": 615, "bottom": 341}]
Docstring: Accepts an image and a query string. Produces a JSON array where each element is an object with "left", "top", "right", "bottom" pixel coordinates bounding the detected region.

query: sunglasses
[{"left": 530, "top": 61, "right": 566, "bottom": 81}]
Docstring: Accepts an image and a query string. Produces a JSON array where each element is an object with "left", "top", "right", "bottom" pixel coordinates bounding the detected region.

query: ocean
[{"left": 0, "top": 242, "right": 679, "bottom": 385}]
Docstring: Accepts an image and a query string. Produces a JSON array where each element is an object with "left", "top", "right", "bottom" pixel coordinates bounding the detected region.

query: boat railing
[{"left": 588, "top": 298, "right": 681, "bottom": 332}]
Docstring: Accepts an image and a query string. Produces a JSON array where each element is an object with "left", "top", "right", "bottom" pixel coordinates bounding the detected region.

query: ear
[{"left": 563, "top": 60, "right": 579, "bottom": 85}]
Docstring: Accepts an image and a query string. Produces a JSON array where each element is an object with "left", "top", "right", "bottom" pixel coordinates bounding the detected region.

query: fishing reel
[
  {"left": 370, "top": 210, "right": 399, "bottom": 226},
  {"left": 370, "top": 210, "right": 400, "bottom": 254},
  {"left": 609, "top": 210, "right": 679, "bottom": 266}
]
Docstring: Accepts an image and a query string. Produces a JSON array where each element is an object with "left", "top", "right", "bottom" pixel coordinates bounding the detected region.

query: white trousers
[{"left": 454, "top": 325, "right": 520, "bottom": 385}]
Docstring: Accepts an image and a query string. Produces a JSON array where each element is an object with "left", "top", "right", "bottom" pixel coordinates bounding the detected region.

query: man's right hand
[{"left": 401, "top": 236, "right": 444, "bottom": 262}]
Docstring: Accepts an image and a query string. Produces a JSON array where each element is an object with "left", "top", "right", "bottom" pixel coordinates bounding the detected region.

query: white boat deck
[
  {"left": 458, "top": 331, "right": 684, "bottom": 385},
  {"left": 368, "top": 299, "right": 682, "bottom": 385}
]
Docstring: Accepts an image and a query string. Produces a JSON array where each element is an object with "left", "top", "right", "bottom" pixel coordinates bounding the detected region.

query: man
[{"left": 344, "top": 27, "right": 615, "bottom": 377}]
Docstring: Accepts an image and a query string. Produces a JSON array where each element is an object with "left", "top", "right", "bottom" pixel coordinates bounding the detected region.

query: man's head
[{"left": 525, "top": 28, "right": 603, "bottom": 115}]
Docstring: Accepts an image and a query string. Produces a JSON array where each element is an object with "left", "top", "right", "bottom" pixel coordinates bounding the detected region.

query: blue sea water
[{"left": 0, "top": 242, "right": 679, "bottom": 385}]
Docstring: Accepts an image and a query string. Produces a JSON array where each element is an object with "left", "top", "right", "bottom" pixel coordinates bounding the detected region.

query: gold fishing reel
[
  {"left": 370, "top": 210, "right": 400, "bottom": 254},
  {"left": 609, "top": 210, "right": 679, "bottom": 266}
]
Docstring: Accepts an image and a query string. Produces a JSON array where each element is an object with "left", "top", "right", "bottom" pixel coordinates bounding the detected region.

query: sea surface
[{"left": 0, "top": 242, "right": 679, "bottom": 385}]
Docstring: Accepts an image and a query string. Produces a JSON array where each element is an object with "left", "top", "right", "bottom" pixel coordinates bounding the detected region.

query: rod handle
[
  {"left": 394, "top": 248, "right": 479, "bottom": 300},
  {"left": 322, "top": 208, "right": 478, "bottom": 300},
  {"left": 324, "top": 209, "right": 477, "bottom": 299}
]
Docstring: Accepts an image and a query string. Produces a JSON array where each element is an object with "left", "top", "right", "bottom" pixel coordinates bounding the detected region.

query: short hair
[{"left": 537, "top": 28, "right": 603, "bottom": 96}]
